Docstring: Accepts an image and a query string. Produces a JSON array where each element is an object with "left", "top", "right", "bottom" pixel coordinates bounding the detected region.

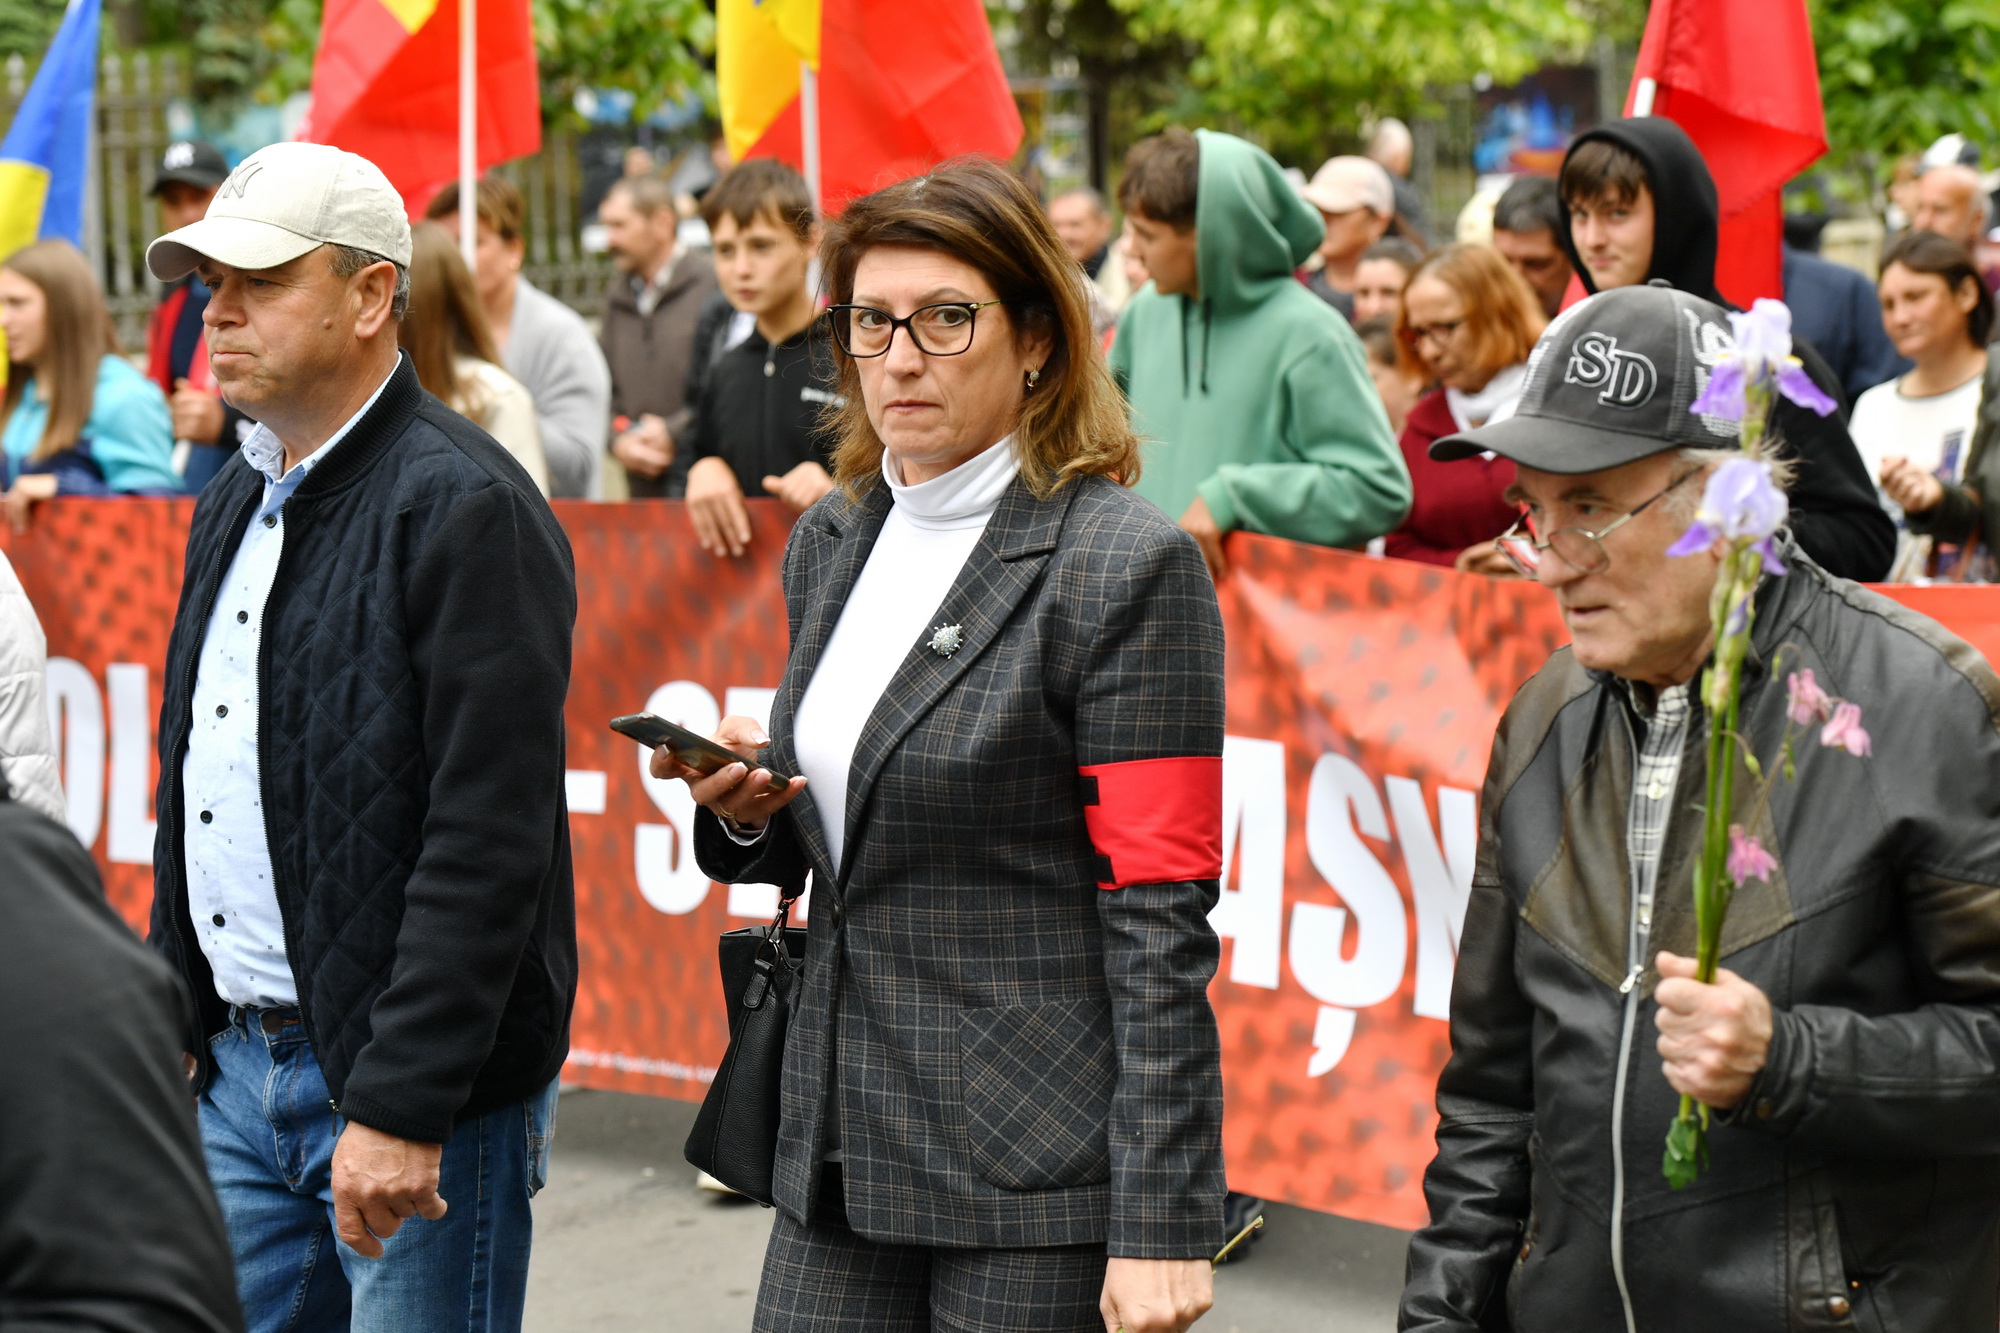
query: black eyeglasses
[
  {"left": 826, "top": 301, "right": 1006, "bottom": 358},
  {"left": 1497, "top": 469, "right": 1701, "bottom": 577}
]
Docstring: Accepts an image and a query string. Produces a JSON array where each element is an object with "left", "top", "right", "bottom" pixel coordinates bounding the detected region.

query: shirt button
[
  {"left": 212, "top": 913, "right": 226, "bottom": 927},
  {"left": 237, "top": 610, "right": 248, "bottom": 624},
  {"left": 216, "top": 704, "right": 228, "bottom": 718},
  {"left": 199, "top": 810, "right": 213, "bottom": 824},
  {"left": 263, "top": 514, "right": 277, "bottom": 528},
  {"left": 1648, "top": 779, "right": 1666, "bottom": 800}
]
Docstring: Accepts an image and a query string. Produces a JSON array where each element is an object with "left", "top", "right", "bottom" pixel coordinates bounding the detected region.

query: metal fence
[{"left": 0, "top": 49, "right": 613, "bottom": 349}]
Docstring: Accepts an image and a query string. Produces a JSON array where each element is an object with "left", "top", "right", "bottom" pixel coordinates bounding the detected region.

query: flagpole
[
  {"left": 458, "top": 0, "right": 477, "bottom": 273},
  {"left": 799, "top": 58, "right": 821, "bottom": 215}
]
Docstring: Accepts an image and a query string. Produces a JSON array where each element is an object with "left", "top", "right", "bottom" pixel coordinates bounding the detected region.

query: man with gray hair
[
  {"left": 1366, "top": 115, "right": 1428, "bottom": 243},
  {"left": 1400, "top": 283, "right": 2000, "bottom": 1331},
  {"left": 144, "top": 141, "right": 578, "bottom": 1333},
  {"left": 1047, "top": 185, "right": 1131, "bottom": 323},
  {"left": 1913, "top": 162, "right": 2000, "bottom": 294}
]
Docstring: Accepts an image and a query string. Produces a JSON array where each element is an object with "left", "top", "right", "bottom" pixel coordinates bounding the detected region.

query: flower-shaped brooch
[{"left": 928, "top": 623, "right": 963, "bottom": 657}]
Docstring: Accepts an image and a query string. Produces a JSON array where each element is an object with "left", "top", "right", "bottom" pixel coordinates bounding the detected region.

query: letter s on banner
[
  {"left": 1208, "top": 735, "right": 1286, "bottom": 988},
  {"left": 634, "top": 681, "right": 720, "bottom": 914},
  {"left": 1293, "top": 753, "right": 1406, "bottom": 1009}
]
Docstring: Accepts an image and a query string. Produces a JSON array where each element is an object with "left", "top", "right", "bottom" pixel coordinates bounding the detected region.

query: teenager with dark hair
[
  {"left": 681, "top": 158, "right": 838, "bottom": 557},
  {"left": 1554, "top": 119, "right": 1897, "bottom": 581},
  {"left": 1113, "top": 128, "right": 1409, "bottom": 578}
]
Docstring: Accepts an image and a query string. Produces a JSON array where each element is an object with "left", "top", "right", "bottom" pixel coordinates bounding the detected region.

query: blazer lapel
[
  {"left": 837, "top": 476, "right": 1075, "bottom": 887},
  {"left": 770, "top": 485, "right": 891, "bottom": 885}
]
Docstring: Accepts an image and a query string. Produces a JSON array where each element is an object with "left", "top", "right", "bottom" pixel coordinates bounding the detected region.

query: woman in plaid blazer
[{"left": 656, "top": 161, "right": 1228, "bottom": 1333}]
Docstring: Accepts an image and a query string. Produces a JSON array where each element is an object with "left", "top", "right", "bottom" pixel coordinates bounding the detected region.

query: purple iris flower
[
  {"left": 1666, "top": 458, "right": 1790, "bottom": 559},
  {"left": 1688, "top": 299, "right": 1840, "bottom": 422}
]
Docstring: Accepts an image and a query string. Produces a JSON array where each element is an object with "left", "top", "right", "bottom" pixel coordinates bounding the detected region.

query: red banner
[{"left": 6, "top": 500, "right": 1998, "bottom": 1232}]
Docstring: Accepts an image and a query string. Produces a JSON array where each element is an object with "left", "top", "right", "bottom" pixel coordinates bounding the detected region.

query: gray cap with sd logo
[{"left": 1431, "top": 280, "right": 1745, "bottom": 473}]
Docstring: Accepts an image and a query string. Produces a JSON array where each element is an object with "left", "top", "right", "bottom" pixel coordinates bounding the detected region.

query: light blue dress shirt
[{"left": 180, "top": 373, "right": 393, "bottom": 1008}]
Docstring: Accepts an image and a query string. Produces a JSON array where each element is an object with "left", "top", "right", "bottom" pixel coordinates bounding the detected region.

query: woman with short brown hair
[
  {"left": 1386, "top": 242, "right": 1545, "bottom": 571},
  {"left": 654, "top": 157, "right": 1226, "bottom": 1333}
]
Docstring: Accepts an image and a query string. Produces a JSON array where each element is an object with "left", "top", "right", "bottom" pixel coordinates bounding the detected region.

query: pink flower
[
  {"left": 1820, "top": 701, "right": 1872, "bottom": 756},
  {"left": 1727, "top": 825, "right": 1779, "bottom": 886},
  {"left": 1786, "top": 669, "right": 1831, "bottom": 726}
]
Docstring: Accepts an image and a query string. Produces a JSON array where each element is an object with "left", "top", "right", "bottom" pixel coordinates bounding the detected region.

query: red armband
[{"left": 1077, "top": 756, "right": 1223, "bottom": 890}]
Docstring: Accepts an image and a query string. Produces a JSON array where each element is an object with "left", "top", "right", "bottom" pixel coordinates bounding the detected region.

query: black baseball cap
[
  {"left": 151, "top": 140, "right": 230, "bottom": 196},
  {"left": 1431, "top": 281, "right": 1743, "bottom": 473}
]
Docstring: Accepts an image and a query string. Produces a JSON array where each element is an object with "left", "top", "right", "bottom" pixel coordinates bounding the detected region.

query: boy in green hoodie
[{"left": 1111, "top": 127, "right": 1411, "bottom": 576}]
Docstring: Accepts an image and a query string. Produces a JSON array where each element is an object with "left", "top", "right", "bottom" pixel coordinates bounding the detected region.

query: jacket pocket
[
  {"left": 1789, "top": 1167, "right": 1862, "bottom": 1329},
  {"left": 957, "top": 997, "right": 1115, "bottom": 1190}
]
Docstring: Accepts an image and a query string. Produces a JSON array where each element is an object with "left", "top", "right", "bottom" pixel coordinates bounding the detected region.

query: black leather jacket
[{"left": 1401, "top": 543, "right": 2000, "bottom": 1332}]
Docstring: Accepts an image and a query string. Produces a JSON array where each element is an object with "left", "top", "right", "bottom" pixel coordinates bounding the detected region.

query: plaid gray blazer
[{"left": 695, "top": 471, "right": 1227, "bottom": 1258}]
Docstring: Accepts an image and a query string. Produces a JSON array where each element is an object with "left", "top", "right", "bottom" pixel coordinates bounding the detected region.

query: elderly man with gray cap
[
  {"left": 143, "top": 141, "right": 577, "bottom": 1333},
  {"left": 1400, "top": 283, "right": 2000, "bottom": 1331}
]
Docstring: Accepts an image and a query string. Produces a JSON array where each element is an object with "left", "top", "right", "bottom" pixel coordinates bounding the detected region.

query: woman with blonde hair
[
  {"left": 399, "top": 222, "right": 550, "bottom": 493},
  {"left": 0, "top": 240, "right": 177, "bottom": 529},
  {"left": 1385, "top": 241, "right": 1545, "bottom": 571},
  {"left": 653, "top": 158, "right": 1226, "bottom": 1333}
]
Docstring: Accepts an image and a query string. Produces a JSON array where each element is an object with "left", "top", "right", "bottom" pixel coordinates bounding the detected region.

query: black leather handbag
[{"left": 683, "top": 877, "right": 807, "bottom": 1204}]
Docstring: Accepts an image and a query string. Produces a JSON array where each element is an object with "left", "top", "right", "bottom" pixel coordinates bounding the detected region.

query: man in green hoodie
[{"left": 1111, "top": 127, "right": 1411, "bottom": 576}]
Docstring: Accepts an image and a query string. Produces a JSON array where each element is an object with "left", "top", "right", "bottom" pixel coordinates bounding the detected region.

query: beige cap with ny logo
[{"left": 145, "top": 141, "right": 412, "bottom": 283}]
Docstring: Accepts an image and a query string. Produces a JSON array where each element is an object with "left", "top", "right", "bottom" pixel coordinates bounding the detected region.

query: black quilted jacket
[{"left": 150, "top": 356, "right": 578, "bottom": 1143}]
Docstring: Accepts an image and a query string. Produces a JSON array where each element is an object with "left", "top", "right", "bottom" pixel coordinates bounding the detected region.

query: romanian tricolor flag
[
  {"left": 0, "top": 0, "right": 100, "bottom": 258},
  {"left": 301, "top": 0, "right": 540, "bottom": 212},
  {"left": 719, "top": 0, "right": 1023, "bottom": 212}
]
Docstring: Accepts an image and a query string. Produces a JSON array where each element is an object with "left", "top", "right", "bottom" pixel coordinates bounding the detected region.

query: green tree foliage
[
  {"left": 1813, "top": 0, "right": 2000, "bottom": 171},
  {"left": 133, "top": 0, "right": 711, "bottom": 124},
  {"left": 0, "top": 0, "right": 58, "bottom": 60},
  {"left": 1108, "top": 0, "right": 1594, "bottom": 164}
]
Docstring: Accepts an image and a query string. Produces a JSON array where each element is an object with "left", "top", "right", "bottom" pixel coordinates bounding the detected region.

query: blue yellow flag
[{"left": 0, "top": 0, "right": 101, "bottom": 258}]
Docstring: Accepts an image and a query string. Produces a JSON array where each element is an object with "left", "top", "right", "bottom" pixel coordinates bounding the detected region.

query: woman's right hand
[
  {"left": 1880, "top": 455, "right": 1945, "bottom": 516},
  {"left": 648, "top": 714, "right": 805, "bottom": 830}
]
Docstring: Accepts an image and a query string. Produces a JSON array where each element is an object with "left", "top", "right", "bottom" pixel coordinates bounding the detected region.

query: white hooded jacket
[{"left": 0, "top": 551, "right": 65, "bottom": 826}]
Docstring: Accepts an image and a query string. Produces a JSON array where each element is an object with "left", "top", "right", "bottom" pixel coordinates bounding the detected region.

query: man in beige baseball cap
[
  {"left": 144, "top": 137, "right": 576, "bottom": 1333},
  {"left": 1298, "top": 155, "right": 1396, "bottom": 322}
]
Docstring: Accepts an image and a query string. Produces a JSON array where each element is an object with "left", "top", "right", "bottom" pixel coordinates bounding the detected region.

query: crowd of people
[{"left": 3, "top": 102, "right": 2000, "bottom": 1333}]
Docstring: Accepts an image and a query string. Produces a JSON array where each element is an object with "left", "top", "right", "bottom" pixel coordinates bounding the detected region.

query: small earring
[{"left": 1025, "top": 368, "right": 1042, "bottom": 392}]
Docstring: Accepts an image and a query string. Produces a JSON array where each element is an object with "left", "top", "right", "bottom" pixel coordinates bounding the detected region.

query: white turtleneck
[{"left": 791, "top": 435, "right": 1020, "bottom": 874}]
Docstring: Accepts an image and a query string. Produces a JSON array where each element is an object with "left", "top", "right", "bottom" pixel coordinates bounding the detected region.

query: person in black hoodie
[
  {"left": 1556, "top": 118, "right": 1897, "bottom": 581},
  {"left": 682, "top": 159, "right": 838, "bottom": 557}
]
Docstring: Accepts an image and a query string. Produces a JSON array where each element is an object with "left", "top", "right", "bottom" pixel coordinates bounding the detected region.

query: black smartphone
[{"left": 609, "top": 713, "right": 794, "bottom": 794}]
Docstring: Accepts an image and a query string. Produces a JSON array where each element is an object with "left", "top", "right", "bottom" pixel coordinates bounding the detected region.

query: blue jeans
[{"left": 199, "top": 1006, "right": 558, "bottom": 1333}]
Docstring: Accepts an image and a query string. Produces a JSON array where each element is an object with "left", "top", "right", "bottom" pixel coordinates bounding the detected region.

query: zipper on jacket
[
  {"left": 169, "top": 483, "right": 263, "bottom": 1077},
  {"left": 258, "top": 494, "right": 317, "bottom": 1047},
  {"left": 1609, "top": 964, "right": 1642, "bottom": 1333}
]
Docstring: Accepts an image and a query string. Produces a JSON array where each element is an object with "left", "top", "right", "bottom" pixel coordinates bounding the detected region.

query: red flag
[
  {"left": 1625, "top": 0, "right": 1826, "bottom": 307},
  {"left": 300, "top": 0, "right": 541, "bottom": 214},
  {"left": 730, "top": 0, "right": 1022, "bottom": 212}
]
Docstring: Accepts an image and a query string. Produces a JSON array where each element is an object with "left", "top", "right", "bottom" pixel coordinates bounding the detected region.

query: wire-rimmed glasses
[
  {"left": 826, "top": 300, "right": 1006, "bottom": 358},
  {"left": 1496, "top": 469, "right": 1702, "bottom": 577}
]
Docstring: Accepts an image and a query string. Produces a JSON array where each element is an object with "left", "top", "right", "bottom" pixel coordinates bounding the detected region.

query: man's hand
[
  {"left": 687, "top": 455, "right": 754, "bottom": 557},
  {"left": 762, "top": 460, "right": 835, "bottom": 514},
  {"left": 1879, "top": 456, "right": 1946, "bottom": 517},
  {"left": 1455, "top": 539, "right": 1521, "bottom": 579},
  {"left": 611, "top": 413, "right": 674, "bottom": 480},
  {"left": 4, "top": 473, "right": 57, "bottom": 534},
  {"left": 648, "top": 713, "right": 805, "bottom": 827},
  {"left": 331, "top": 1121, "right": 447, "bottom": 1259},
  {"left": 170, "top": 379, "right": 226, "bottom": 444},
  {"left": 1654, "top": 950, "right": 1773, "bottom": 1110},
  {"left": 1100, "top": 1257, "right": 1213, "bottom": 1333},
  {"left": 1179, "top": 495, "right": 1228, "bottom": 580}
]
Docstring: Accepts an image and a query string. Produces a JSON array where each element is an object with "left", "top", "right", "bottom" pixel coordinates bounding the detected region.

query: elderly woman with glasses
[
  {"left": 1384, "top": 243, "right": 1546, "bottom": 573},
  {"left": 651, "top": 159, "right": 1227, "bottom": 1333}
]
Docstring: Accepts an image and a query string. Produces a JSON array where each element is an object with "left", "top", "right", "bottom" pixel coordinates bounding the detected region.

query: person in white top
[
  {"left": 653, "top": 159, "right": 1226, "bottom": 1333},
  {"left": 1855, "top": 229, "right": 1994, "bottom": 581},
  {"left": 399, "top": 222, "right": 551, "bottom": 493}
]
